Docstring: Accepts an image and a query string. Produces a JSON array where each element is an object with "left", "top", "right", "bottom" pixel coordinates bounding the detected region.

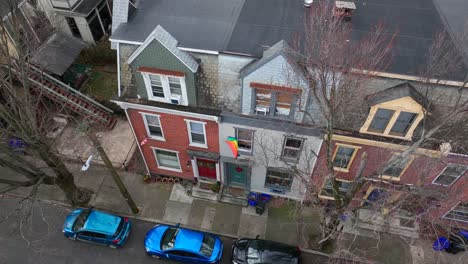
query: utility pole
[{"left": 88, "top": 132, "right": 139, "bottom": 214}]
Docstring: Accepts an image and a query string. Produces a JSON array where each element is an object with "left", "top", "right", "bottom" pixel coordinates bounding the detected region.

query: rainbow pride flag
[{"left": 225, "top": 136, "right": 238, "bottom": 158}]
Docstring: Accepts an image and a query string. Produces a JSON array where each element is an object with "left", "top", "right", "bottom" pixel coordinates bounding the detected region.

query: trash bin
[
  {"left": 248, "top": 192, "right": 259, "bottom": 206},
  {"left": 256, "top": 199, "right": 267, "bottom": 215},
  {"left": 433, "top": 237, "right": 450, "bottom": 251},
  {"left": 446, "top": 231, "right": 468, "bottom": 254}
]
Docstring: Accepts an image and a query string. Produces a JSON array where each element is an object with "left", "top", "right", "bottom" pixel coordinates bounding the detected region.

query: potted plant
[{"left": 210, "top": 182, "right": 221, "bottom": 193}]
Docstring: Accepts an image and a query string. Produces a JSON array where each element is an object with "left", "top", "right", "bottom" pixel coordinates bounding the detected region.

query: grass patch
[{"left": 82, "top": 70, "right": 117, "bottom": 100}]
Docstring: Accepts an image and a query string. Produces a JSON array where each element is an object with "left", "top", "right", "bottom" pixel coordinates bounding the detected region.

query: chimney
[
  {"left": 111, "top": 0, "right": 130, "bottom": 34},
  {"left": 333, "top": 1, "right": 357, "bottom": 20},
  {"left": 304, "top": 0, "right": 313, "bottom": 8}
]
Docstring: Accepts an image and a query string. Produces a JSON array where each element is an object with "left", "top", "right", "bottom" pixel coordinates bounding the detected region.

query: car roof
[
  {"left": 82, "top": 210, "right": 121, "bottom": 236},
  {"left": 245, "top": 239, "right": 300, "bottom": 263},
  {"left": 173, "top": 228, "right": 204, "bottom": 253}
]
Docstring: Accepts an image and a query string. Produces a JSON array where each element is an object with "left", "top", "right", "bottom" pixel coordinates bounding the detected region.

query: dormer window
[
  {"left": 250, "top": 83, "right": 300, "bottom": 119},
  {"left": 138, "top": 67, "right": 188, "bottom": 106},
  {"left": 366, "top": 108, "right": 419, "bottom": 138},
  {"left": 360, "top": 83, "right": 427, "bottom": 140}
]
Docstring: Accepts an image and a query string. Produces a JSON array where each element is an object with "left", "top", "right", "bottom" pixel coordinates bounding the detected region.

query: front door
[
  {"left": 226, "top": 163, "right": 248, "bottom": 187},
  {"left": 197, "top": 158, "right": 217, "bottom": 179}
]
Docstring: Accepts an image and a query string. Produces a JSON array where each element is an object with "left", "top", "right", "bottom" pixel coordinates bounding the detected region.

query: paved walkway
[{"left": 3, "top": 161, "right": 465, "bottom": 263}]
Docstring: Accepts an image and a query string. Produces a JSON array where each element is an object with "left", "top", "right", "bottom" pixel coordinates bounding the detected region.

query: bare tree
[{"left": 0, "top": 2, "right": 91, "bottom": 206}]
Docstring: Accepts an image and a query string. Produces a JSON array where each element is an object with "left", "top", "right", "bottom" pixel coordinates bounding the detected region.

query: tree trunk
[{"left": 35, "top": 141, "right": 91, "bottom": 206}]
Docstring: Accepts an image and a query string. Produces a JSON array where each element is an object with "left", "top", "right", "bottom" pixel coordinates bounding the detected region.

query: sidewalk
[{"left": 4, "top": 160, "right": 465, "bottom": 263}]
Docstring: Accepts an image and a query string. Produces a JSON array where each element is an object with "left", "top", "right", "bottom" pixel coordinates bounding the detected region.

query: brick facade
[
  {"left": 311, "top": 138, "right": 468, "bottom": 229},
  {"left": 127, "top": 108, "right": 219, "bottom": 179}
]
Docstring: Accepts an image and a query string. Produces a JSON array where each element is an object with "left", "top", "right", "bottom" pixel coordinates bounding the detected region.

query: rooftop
[{"left": 112, "top": 0, "right": 468, "bottom": 80}]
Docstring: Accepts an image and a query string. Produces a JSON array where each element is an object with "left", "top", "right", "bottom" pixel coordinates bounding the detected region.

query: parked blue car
[
  {"left": 63, "top": 208, "right": 131, "bottom": 248},
  {"left": 145, "top": 224, "right": 223, "bottom": 263}
]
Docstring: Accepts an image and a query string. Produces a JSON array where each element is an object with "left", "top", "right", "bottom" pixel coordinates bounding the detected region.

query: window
[
  {"left": 362, "top": 106, "right": 422, "bottom": 139},
  {"left": 276, "top": 93, "right": 293, "bottom": 116},
  {"left": 200, "top": 234, "right": 215, "bottom": 257},
  {"left": 320, "top": 178, "right": 351, "bottom": 198},
  {"left": 254, "top": 89, "right": 295, "bottom": 117},
  {"left": 281, "top": 137, "right": 303, "bottom": 160},
  {"left": 72, "top": 209, "right": 91, "bottom": 231},
  {"left": 382, "top": 154, "right": 412, "bottom": 179},
  {"left": 149, "top": 74, "right": 164, "bottom": 98},
  {"left": 186, "top": 120, "right": 207, "bottom": 147},
  {"left": 161, "top": 228, "right": 179, "bottom": 250},
  {"left": 265, "top": 169, "right": 292, "bottom": 190},
  {"left": 368, "top": 108, "right": 394, "bottom": 133},
  {"left": 141, "top": 73, "right": 187, "bottom": 105},
  {"left": 433, "top": 164, "right": 467, "bottom": 186},
  {"left": 168, "top": 77, "right": 182, "bottom": 95},
  {"left": 154, "top": 149, "right": 181, "bottom": 171},
  {"left": 389, "top": 112, "right": 417, "bottom": 136},
  {"left": 236, "top": 128, "right": 254, "bottom": 153},
  {"left": 444, "top": 203, "right": 468, "bottom": 223},
  {"left": 255, "top": 89, "right": 271, "bottom": 115},
  {"left": 332, "top": 144, "right": 359, "bottom": 171},
  {"left": 141, "top": 113, "right": 164, "bottom": 140}
]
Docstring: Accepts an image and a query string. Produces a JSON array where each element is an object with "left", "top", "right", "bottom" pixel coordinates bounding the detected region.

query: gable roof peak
[
  {"left": 127, "top": 25, "right": 199, "bottom": 72},
  {"left": 366, "top": 82, "right": 429, "bottom": 108}
]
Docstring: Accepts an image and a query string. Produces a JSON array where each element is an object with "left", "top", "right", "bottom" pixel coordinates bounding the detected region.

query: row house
[
  {"left": 108, "top": 0, "right": 468, "bottom": 230},
  {"left": 311, "top": 81, "right": 468, "bottom": 236}
]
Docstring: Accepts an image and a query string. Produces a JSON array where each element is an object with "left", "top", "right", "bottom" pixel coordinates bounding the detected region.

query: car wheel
[
  {"left": 109, "top": 244, "right": 117, "bottom": 249},
  {"left": 150, "top": 255, "right": 160, "bottom": 259}
]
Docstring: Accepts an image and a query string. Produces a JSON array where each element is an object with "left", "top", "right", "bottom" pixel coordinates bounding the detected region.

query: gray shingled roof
[
  {"left": 111, "top": 0, "right": 467, "bottom": 80},
  {"left": 30, "top": 32, "right": 86, "bottom": 76},
  {"left": 366, "top": 83, "right": 429, "bottom": 108}
]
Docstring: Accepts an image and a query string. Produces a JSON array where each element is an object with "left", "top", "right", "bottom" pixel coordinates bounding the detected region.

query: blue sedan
[
  {"left": 145, "top": 224, "right": 223, "bottom": 263},
  {"left": 63, "top": 208, "right": 131, "bottom": 248}
]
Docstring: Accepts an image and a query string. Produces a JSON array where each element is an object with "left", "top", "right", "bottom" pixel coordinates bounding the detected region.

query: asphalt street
[{"left": 0, "top": 195, "right": 328, "bottom": 264}]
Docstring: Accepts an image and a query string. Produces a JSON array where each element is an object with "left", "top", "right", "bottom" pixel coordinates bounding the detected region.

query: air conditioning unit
[
  {"left": 170, "top": 95, "right": 181, "bottom": 105},
  {"left": 255, "top": 106, "right": 269, "bottom": 115}
]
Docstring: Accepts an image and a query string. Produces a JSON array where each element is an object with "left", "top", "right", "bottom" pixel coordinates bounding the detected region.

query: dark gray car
[{"left": 231, "top": 238, "right": 301, "bottom": 264}]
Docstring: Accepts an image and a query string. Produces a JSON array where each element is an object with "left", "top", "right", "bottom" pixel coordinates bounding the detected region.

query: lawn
[{"left": 81, "top": 67, "right": 118, "bottom": 100}]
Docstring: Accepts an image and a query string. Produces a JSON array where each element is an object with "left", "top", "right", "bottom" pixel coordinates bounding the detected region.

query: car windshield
[
  {"left": 113, "top": 218, "right": 124, "bottom": 237},
  {"left": 246, "top": 240, "right": 298, "bottom": 264},
  {"left": 199, "top": 234, "right": 215, "bottom": 257},
  {"left": 72, "top": 210, "right": 91, "bottom": 232},
  {"left": 161, "top": 228, "right": 179, "bottom": 250}
]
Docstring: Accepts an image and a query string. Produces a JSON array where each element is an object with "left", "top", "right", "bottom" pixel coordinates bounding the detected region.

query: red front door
[{"left": 197, "top": 158, "right": 217, "bottom": 179}]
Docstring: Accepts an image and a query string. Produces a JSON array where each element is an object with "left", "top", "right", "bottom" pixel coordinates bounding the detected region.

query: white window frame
[
  {"left": 140, "top": 112, "right": 165, "bottom": 141},
  {"left": 432, "top": 164, "right": 467, "bottom": 186},
  {"left": 152, "top": 147, "right": 182, "bottom": 172},
  {"left": 185, "top": 119, "right": 207, "bottom": 148},
  {"left": 141, "top": 72, "right": 188, "bottom": 106},
  {"left": 443, "top": 202, "right": 468, "bottom": 223}
]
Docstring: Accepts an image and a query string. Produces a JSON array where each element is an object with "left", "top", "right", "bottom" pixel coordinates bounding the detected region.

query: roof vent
[
  {"left": 334, "top": 1, "right": 356, "bottom": 20},
  {"left": 304, "top": 0, "right": 313, "bottom": 8}
]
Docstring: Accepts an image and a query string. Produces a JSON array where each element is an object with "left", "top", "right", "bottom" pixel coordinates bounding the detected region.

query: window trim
[
  {"left": 380, "top": 153, "right": 414, "bottom": 181},
  {"left": 252, "top": 88, "right": 297, "bottom": 119},
  {"left": 152, "top": 147, "right": 182, "bottom": 172},
  {"left": 432, "top": 164, "right": 467, "bottom": 187},
  {"left": 235, "top": 128, "right": 254, "bottom": 154},
  {"left": 141, "top": 72, "right": 188, "bottom": 105},
  {"left": 140, "top": 112, "right": 165, "bottom": 141},
  {"left": 318, "top": 178, "right": 352, "bottom": 200},
  {"left": 264, "top": 167, "right": 293, "bottom": 191},
  {"left": 185, "top": 119, "right": 208, "bottom": 148},
  {"left": 443, "top": 202, "right": 468, "bottom": 223},
  {"left": 360, "top": 105, "right": 424, "bottom": 140},
  {"left": 332, "top": 143, "right": 361, "bottom": 172},
  {"left": 281, "top": 136, "right": 304, "bottom": 162}
]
